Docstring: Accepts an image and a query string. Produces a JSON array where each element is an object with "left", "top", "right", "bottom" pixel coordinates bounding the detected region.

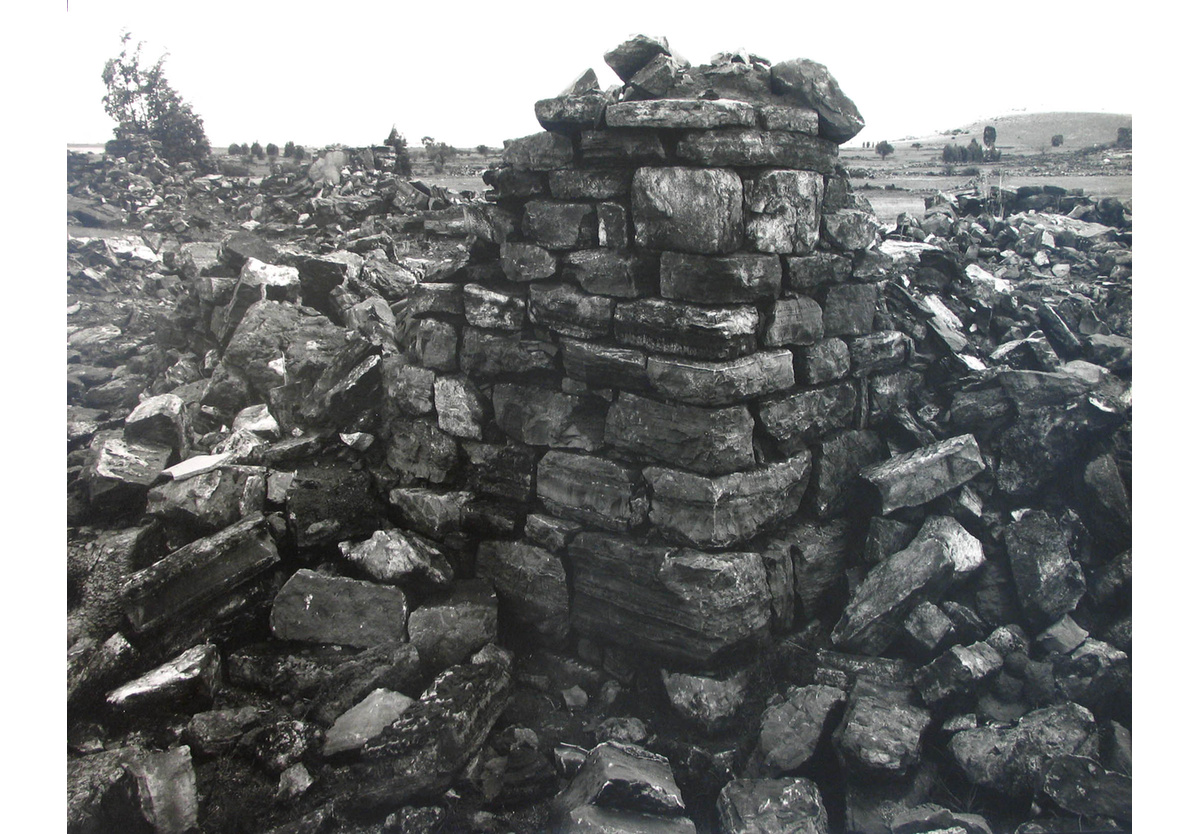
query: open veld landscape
[{"left": 66, "top": 37, "right": 1133, "bottom": 834}]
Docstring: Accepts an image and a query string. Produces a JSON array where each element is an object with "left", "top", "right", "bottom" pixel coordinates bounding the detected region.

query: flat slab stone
[
  {"left": 646, "top": 350, "right": 794, "bottom": 406},
  {"left": 755, "top": 684, "right": 846, "bottom": 774},
  {"left": 763, "top": 296, "right": 824, "bottom": 347},
  {"left": 676, "top": 129, "right": 838, "bottom": 173},
  {"left": 119, "top": 746, "right": 200, "bottom": 834},
  {"left": 606, "top": 98, "right": 757, "bottom": 129},
  {"left": 562, "top": 806, "right": 696, "bottom": 833},
  {"left": 604, "top": 35, "right": 672, "bottom": 81},
  {"left": 323, "top": 688, "right": 415, "bottom": 757},
  {"left": 644, "top": 452, "right": 812, "bottom": 548},
  {"left": 717, "top": 777, "right": 829, "bottom": 834},
  {"left": 605, "top": 392, "right": 755, "bottom": 476},
  {"left": 631, "top": 167, "right": 743, "bottom": 255},
  {"left": 523, "top": 200, "right": 599, "bottom": 250},
  {"left": 492, "top": 383, "right": 606, "bottom": 450},
  {"left": 860, "top": 434, "right": 986, "bottom": 515},
  {"left": 757, "top": 382, "right": 857, "bottom": 454},
  {"left": 562, "top": 339, "right": 650, "bottom": 390},
  {"left": 460, "top": 327, "right": 558, "bottom": 378},
  {"left": 755, "top": 104, "right": 820, "bottom": 134},
  {"left": 476, "top": 541, "right": 570, "bottom": 646},
  {"left": 769, "top": 58, "right": 865, "bottom": 143},
  {"left": 568, "top": 532, "right": 771, "bottom": 664},
  {"left": 563, "top": 249, "right": 657, "bottom": 298},
  {"left": 338, "top": 529, "right": 453, "bottom": 589},
  {"left": 499, "top": 242, "right": 557, "bottom": 283},
  {"left": 463, "top": 283, "right": 526, "bottom": 331},
  {"left": 106, "top": 644, "right": 221, "bottom": 716},
  {"left": 537, "top": 450, "right": 648, "bottom": 532},
  {"left": 550, "top": 170, "right": 632, "bottom": 200},
  {"left": 614, "top": 298, "right": 758, "bottom": 361},
  {"left": 744, "top": 169, "right": 825, "bottom": 254},
  {"left": 270, "top": 569, "right": 409, "bottom": 648},
  {"left": 529, "top": 282, "right": 615, "bottom": 339},
  {"left": 659, "top": 252, "right": 781, "bottom": 304},
  {"left": 502, "top": 131, "right": 574, "bottom": 171}
]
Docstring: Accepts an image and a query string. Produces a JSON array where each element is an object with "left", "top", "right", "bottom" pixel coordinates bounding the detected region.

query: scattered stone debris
[{"left": 68, "top": 35, "right": 1132, "bottom": 834}]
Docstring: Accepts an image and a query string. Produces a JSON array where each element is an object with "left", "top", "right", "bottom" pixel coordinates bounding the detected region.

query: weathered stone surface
[
  {"left": 122, "top": 513, "right": 280, "bottom": 633},
  {"left": 68, "top": 632, "right": 139, "bottom": 711},
  {"left": 860, "top": 435, "right": 986, "bottom": 515},
  {"left": 407, "top": 318, "right": 459, "bottom": 373},
  {"left": 914, "top": 641, "right": 1003, "bottom": 705},
  {"left": 537, "top": 450, "right": 647, "bottom": 532},
  {"left": 386, "top": 419, "right": 460, "bottom": 484},
  {"left": 821, "top": 283, "right": 878, "bottom": 338},
  {"left": 822, "top": 210, "right": 881, "bottom": 251},
  {"left": 580, "top": 129, "right": 668, "bottom": 166},
  {"left": 561, "top": 805, "right": 697, "bottom": 833},
  {"left": 563, "top": 250, "right": 657, "bottom": 299},
  {"left": 338, "top": 529, "right": 453, "bottom": 589},
  {"left": 755, "top": 684, "right": 846, "bottom": 774},
  {"left": 756, "top": 104, "right": 820, "bottom": 134},
  {"left": 757, "top": 382, "right": 856, "bottom": 455},
  {"left": 677, "top": 129, "right": 838, "bottom": 174},
  {"left": 270, "top": 569, "right": 409, "bottom": 648},
  {"left": 221, "top": 300, "right": 343, "bottom": 400},
  {"left": 605, "top": 35, "right": 672, "bottom": 80},
  {"left": 83, "top": 431, "right": 172, "bottom": 504},
  {"left": 383, "top": 358, "right": 435, "bottom": 417},
  {"left": 599, "top": 202, "right": 629, "bottom": 250},
  {"left": 606, "top": 392, "right": 755, "bottom": 476},
  {"left": 459, "top": 327, "right": 558, "bottom": 377},
  {"left": 831, "top": 538, "right": 955, "bottom": 655},
  {"left": 786, "top": 518, "right": 854, "bottom": 621},
  {"left": 570, "top": 532, "right": 770, "bottom": 664},
  {"left": 500, "top": 242, "right": 557, "bottom": 283},
  {"left": 323, "top": 688, "right": 415, "bottom": 757},
  {"left": 525, "top": 513, "right": 584, "bottom": 554},
  {"left": 493, "top": 383, "right": 606, "bottom": 450},
  {"left": 848, "top": 331, "right": 910, "bottom": 376},
  {"left": 661, "top": 668, "right": 749, "bottom": 734},
  {"left": 911, "top": 515, "right": 985, "bottom": 576},
  {"left": 835, "top": 691, "right": 931, "bottom": 776},
  {"left": 948, "top": 702, "right": 1098, "bottom": 797},
  {"left": 785, "top": 252, "right": 852, "bottom": 290},
  {"left": 717, "top": 777, "right": 829, "bottom": 834},
  {"left": 886, "top": 804, "right": 993, "bottom": 834},
  {"left": 631, "top": 167, "right": 743, "bottom": 255},
  {"left": 644, "top": 453, "right": 812, "bottom": 548},
  {"left": 462, "top": 440, "right": 539, "bottom": 502},
  {"left": 1042, "top": 754, "right": 1131, "bottom": 821},
  {"left": 808, "top": 429, "right": 886, "bottom": 518},
  {"left": 349, "top": 645, "right": 513, "bottom": 814},
  {"left": 795, "top": 338, "right": 850, "bottom": 384},
  {"left": 220, "top": 258, "right": 303, "bottom": 339},
  {"left": 562, "top": 339, "right": 650, "bottom": 390},
  {"left": 761, "top": 297, "right": 823, "bottom": 348},
  {"left": 146, "top": 465, "right": 265, "bottom": 533},
  {"left": 529, "top": 282, "right": 615, "bottom": 339},
  {"left": 1036, "top": 615, "right": 1089, "bottom": 656},
  {"left": 124, "top": 393, "right": 189, "bottom": 451},
  {"left": 903, "top": 602, "right": 955, "bottom": 655},
  {"left": 659, "top": 251, "right": 781, "bottom": 304},
  {"left": 120, "top": 746, "right": 200, "bottom": 834},
  {"left": 647, "top": 350, "right": 794, "bottom": 407},
  {"left": 463, "top": 283, "right": 526, "bottom": 331},
  {"left": 556, "top": 741, "right": 686, "bottom": 818},
  {"left": 483, "top": 165, "right": 548, "bottom": 200},
  {"left": 183, "top": 706, "right": 262, "bottom": 757},
  {"left": 769, "top": 58, "right": 864, "bottom": 143},
  {"left": 614, "top": 298, "right": 759, "bottom": 361},
  {"left": 433, "top": 376, "right": 487, "bottom": 440},
  {"left": 608, "top": 98, "right": 757, "bottom": 129},
  {"left": 502, "top": 131, "right": 574, "bottom": 171},
  {"left": 535, "top": 91, "right": 609, "bottom": 133},
  {"left": 744, "top": 170, "right": 824, "bottom": 254},
  {"left": 407, "top": 579, "right": 499, "bottom": 672},
  {"left": 523, "top": 200, "right": 599, "bottom": 250},
  {"left": 551, "top": 169, "right": 633, "bottom": 200},
  {"left": 1004, "top": 511, "right": 1086, "bottom": 627},
  {"left": 476, "top": 541, "right": 570, "bottom": 646},
  {"left": 106, "top": 643, "right": 220, "bottom": 716},
  {"left": 284, "top": 462, "right": 385, "bottom": 551}
]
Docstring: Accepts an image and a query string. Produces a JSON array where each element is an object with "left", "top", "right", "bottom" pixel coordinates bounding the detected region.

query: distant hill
[{"left": 911, "top": 112, "right": 1132, "bottom": 154}]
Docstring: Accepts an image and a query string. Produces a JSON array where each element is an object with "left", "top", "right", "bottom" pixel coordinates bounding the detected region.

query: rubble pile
[{"left": 68, "top": 35, "right": 1132, "bottom": 834}]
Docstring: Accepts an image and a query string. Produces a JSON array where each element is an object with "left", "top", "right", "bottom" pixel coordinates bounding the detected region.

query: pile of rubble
[{"left": 67, "top": 35, "right": 1131, "bottom": 834}]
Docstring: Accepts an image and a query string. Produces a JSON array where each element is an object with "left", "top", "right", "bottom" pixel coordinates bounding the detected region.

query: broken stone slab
[
  {"left": 1036, "top": 615, "right": 1090, "bottom": 656},
  {"left": 795, "top": 338, "right": 850, "bottom": 385},
  {"left": 345, "top": 644, "right": 513, "bottom": 815},
  {"left": 83, "top": 431, "right": 173, "bottom": 505},
  {"left": 903, "top": 602, "right": 956, "bottom": 656},
  {"left": 220, "top": 300, "right": 344, "bottom": 401},
  {"left": 523, "top": 200, "right": 599, "bottom": 250},
  {"left": 948, "top": 702, "right": 1098, "bottom": 797},
  {"left": 822, "top": 210, "right": 882, "bottom": 252},
  {"left": 659, "top": 251, "right": 782, "bottom": 304},
  {"left": 676, "top": 129, "right": 838, "bottom": 174},
  {"left": 269, "top": 569, "right": 409, "bottom": 648},
  {"left": 605, "top": 35, "right": 672, "bottom": 81},
  {"left": 146, "top": 465, "right": 265, "bottom": 534},
  {"left": 529, "top": 281, "right": 616, "bottom": 339},
  {"left": 834, "top": 686, "right": 931, "bottom": 777},
  {"left": 231, "top": 403, "right": 280, "bottom": 439},
  {"left": 323, "top": 688, "right": 416, "bottom": 758},
  {"left": 644, "top": 452, "right": 812, "bottom": 548},
  {"left": 220, "top": 258, "right": 303, "bottom": 340},
  {"left": 563, "top": 249, "right": 657, "bottom": 298},
  {"left": 407, "top": 579, "right": 499, "bottom": 672},
  {"left": 911, "top": 515, "right": 985, "bottom": 577},
  {"left": 717, "top": 777, "right": 829, "bottom": 834},
  {"left": 913, "top": 641, "right": 1003, "bottom": 706},
  {"left": 386, "top": 418, "right": 460, "bottom": 485},
  {"left": 551, "top": 169, "right": 633, "bottom": 200},
  {"left": 502, "top": 131, "right": 575, "bottom": 171},
  {"left": 106, "top": 643, "right": 220, "bottom": 717},
  {"left": 338, "top": 529, "right": 454, "bottom": 590},
  {"left": 631, "top": 166, "right": 743, "bottom": 255},
  {"left": 661, "top": 668, "right": 749, "bottom": 735},
  {"left": 743, "top": 169, "right": 825, "bottom": 254},
  {"left": 534, "top": 91, "right": 610, "bottom": 134},
  {"left": 124, "top": 393, "right": 189, "bottom": 451},
  {"left": 183, "top": 706, "right": 262, "bottom": 757},
  {"left": 407, "top": 318, "right": 459, "bottom": 373},
  {"left": 68, "top": 632, "right": 140, "bottom": 711},
  {"left": 459, "top": 327, "right": 558, "bottom": 378},
  {"left": 830, "top": 538, "right": 955, "bottom": 655},
  {"left": 499, "top": 241, "right": 557, "bottom": 283},
  {"left": 769, "top": 58, "right": 865, "bottom": 143},
  {"left": 847, "top": 331, "right": 910, "bottom": 377},
  {"left": 757, "top": 381, "right": 857, "bottom": 454},
  {"left": 785, "top": 251, "right": 853, "bottom": 291},
  {"left": 1003, "top": 511, "right": 1086, "bottom": 627},
  {"left": 860, "top": 434, "right": 986, "bottom": 516},
  {"left": 605, "top": 392, "right": 755, "bottom": 476},
  {"left": 614, "top": 298, "right": 759, "bottom": 361},
  {"left": 408, "top": 282, "right": 464, "bottom": 317},
  {"left": 821, "top": 282, "right": 878, "bottom": 338},
  {"left": 476, "top": 540, "right": 571, "bottom": 647},
  {"left": 763, "top": 296, "right": 824, "bottom": 348},
  {"left": 608, "top": 98, "right": 757, "bottom": 129},
  {"left": 568, "top": 532, "right": 771, "bottom": 665},
  {"left": 998, "top": 369, "right": 1093, "bottom": 412},
  {"left": 580, "top": 129, "right": 668, "bottom": 166},
  {"left": 122, "top": 513, "right": 280, "bottom": 634},
  {"left": 117, "top": 746, "right": 200, "bottom": 834},
  {"left": 560, "top": 805, "right": 697, "bottom": 833},
  {"left": 562, "top": 339, "right": 650, "bottom": 391},
  {"left": 754, "top": 684, "right": 846, "bottom": 775},
  {"left": 492, "top": 383, "right": 606, "bottom": 451},
  {"left": 554, "top": 741, "right": 687, "bottom": 819},
  {"left": 808, "top": 429, "right": 887, "bottom": 519},
  {"left": 1041, "top": 754, "right": 1131, "bottom": 822},
  {"left": 433, "top": 375, "right": 488, "bottom": 440},
  {"left": 463, "top": 283, "right": 526, "bottom": 331},
  {"left": 462, "top": 440, "right": 539, "bottom": 504},
  {"left": 646, "top": 350, "right": 794, "bottom": 407},
  {"left": 537, "top": 450, "right": 648, "bottom": 532},
  {"left": 526, "top": 513, "right": 585, "bottom": 554}
]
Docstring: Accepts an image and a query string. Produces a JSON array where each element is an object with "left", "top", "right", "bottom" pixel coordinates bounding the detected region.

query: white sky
[{"left": 61, "top": 0, "right": 1144, "bottom": 149}]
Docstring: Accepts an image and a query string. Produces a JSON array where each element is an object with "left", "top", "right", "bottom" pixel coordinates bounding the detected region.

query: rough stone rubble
[{"left": 68, "top": 34, "right": 1131, "bottom": 834}]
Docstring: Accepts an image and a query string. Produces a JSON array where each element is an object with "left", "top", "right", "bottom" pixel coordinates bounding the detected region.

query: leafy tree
[
  {"left": 386, "top": 128, "right": 413, "bottom": 176},
  {"left": 1115, "top": 127, "right": 1132, "bottom": 148},
  {"left": 283, "top": 141, "right": 296, "bottom": 158},
  {"left": 967, "top": 138, "right": 984, "bottom": 163},
  {"left": 421, "top": 136, "right": 457, "bottom": 174},
  {"left": 983, "top": 125, "right": 997, "bottom": 147},
  {"left": 251, "top": 141, "right": 264, "bottom": 160},
  {"left": 101, "top": 32, "right": 211, "bottom": 165},
  {"left": 875, "top": 140, "right": 895, "bottom": 160},
  {"left": 476, "top": 144, "right": 489, "bottom": 155},
  {"left": 266, "top": 142, "right": 279, "bottom": 158},
  {"left": 228, "top": 143, "right": 242, "bottom": 155},
  {"left": 1051, "top": 134, "right": 1064, "bottom": 147}
]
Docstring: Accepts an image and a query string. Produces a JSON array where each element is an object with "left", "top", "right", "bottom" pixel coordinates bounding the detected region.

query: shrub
[
  {"left": 251, "top": 141, "right": 264, "bottom": 160},
  {"left": 983, "top": 125, "right": 997, "bottom": 147},
  {"left": 476, "top": 144, "right": 490, "bottom": 155},
  {"left": 266, "top": 142, "right": 279, "bottom": 158},
  {"left": 283, "top": 141, "right": 296, "bottom": 158},
  {"left": 422, "top": 136, "right": 458, "bottom": 173},
  {"left": 228, "top": 143, "right": 242, "bottom": 155},
  {"left": 1051, "top": 134, "right": 1064, "bottom": 147}
]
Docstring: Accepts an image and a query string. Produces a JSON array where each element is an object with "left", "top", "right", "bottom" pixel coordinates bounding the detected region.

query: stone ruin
[{"left": 68, "top": 35, "right": 1133, "bottom": 834}]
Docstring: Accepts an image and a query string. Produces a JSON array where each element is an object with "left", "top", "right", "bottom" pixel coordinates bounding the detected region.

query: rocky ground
[{"left": 67, "top": 38, "right": 1131, "bottom": 834}]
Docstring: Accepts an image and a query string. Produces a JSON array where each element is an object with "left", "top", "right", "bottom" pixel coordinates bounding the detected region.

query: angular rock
[
  {"left": 756, "top": 104, "right": 820, "bottom": 134},
  {"left": 119, "top": 746, "right": 200, "bottom": 834},
  {"left": 561, "top": 805, "right": 696, "bottom": 833},
  {"left": 914, "top": 641, "right": 1003, "bottom": 705},
  {"left": 605, "top": 392, "right": 755, "bottom": 476},
  {"left": 848, "top": 330, "right": 910, "bottom": 376},
  {"left": 757, "top": 382, "right": 857, "bottom": 454},
  {"left": 529, "top": 282, "right": 615, "bottom": 339},
  {"left": 384, "top": 359, "right": 435, "bottom": 417},
  {"left": 146, "top": 465, "right": 265, "bottom": 533},
  {"left": 124, "top": 393, "right": 189, "bottom": 451},
  {"left": 525, "top": 513, "right": 585, "bottom": 554},
  {"left": 646, "top": 350, "right": 794, "bottom": 407},
  {"left": 860, "top": 435, "right": 986, "bottom": 516},
  {"left": 270, "top": 569, "right": 409, "bottom": 648},
  {"left": 106, "top": 643, "right": 220, "bottom": 717},
  {"left": 631, "top": 167, "right": 743, "bottom": 255},
  {"left": 755, "top": 684, "right": 846, "bottom": 774},
  {"left": 614, "top": 298, "right": 759, "bottom": 361},
  {"left": 492, "top": 383, "right": 606, "bottom": 450},
  {"left": 903, "top": 602, "right": 955, "bottom": 655},
  {"left": 285, "top": 462, "right": 385, "bottom": 551},
  {"left": 569, "top": 532, "right": 771, "bottom": 664},
  {"left": 763, "top": 296, "right": 824, "bottom": 348},
  {"left": 562, "top": 339, "right": 650, "bottom": 390},
  {"left": 68, "top": 632, "right": 139, "bottom": 711},
  {"left": 608, "top": 98, "right": 756, "bottom": 129},
  {"left": 821, "top": 283, "right": 878, "bottom": 338},
  {"left": 1053, "top": 638, "right": 1129, "bottom": 710},
  {"left": 661, "top": 668, "right": 749, "bottom": 734},
  {"left": 221, "top": 300, "right": 343, "bottom": 400},
  {"left": 122, "top": 513, "right": 280, "bottom": 633},
  {"left": 744, "top": 170, "right": 824, "bottom": 254},
  {"left": 407, "top": 579, "right": 499, "bottom": 672},
  {"left": 83, "top": 431, "right": 172, "bottom": 505},
  {"left": 835, "top": 691, "right": 931, "bottom": 776},
  {"left": 769, "top": 58, "right": 864, "bottom": 143},
  {"left": 523, "top": 200, "right": 598, "bottom": 250},
  {"left": 338, "top": 529, "right": 453, "bottom": 589},
  {"left": 785, "top": 518, "right": 855, "bottom": 621},
  {"left": 676, "top": 129, "right": 838, "bottom": 174},
  {"left": 1036, "top": 615, "right": 1089, "bottom": 656},
  {"left": 434, "top": 375, "right": 487, "bottom": 440},
  {"left": 324, "top": 688, "right": 416, "bottom": 757},
  {"left": 822, "top": 210, "right": 881, "bottom": 251},
  {"left": 463, "top": 283, "right": 526, "bottom": 331},
  {"left": 555, "top": 741, "right": 686, "bottom": 817},
  {"left": 580, "top": 129, "right": 668, "bottom": 166},
  {"left": 563, "top": 249, "right": 657, "bottom": 299},
  {"left": 476, "top": 541, "right": 570, "bottom": 646},
  {"left": 183, "top": 706, "right": 262, "bottom": 757},
  {"left": 462, "top": 440, "right": 539, "bottom": 502},
  {"left": 644, "top": 453, "right": 812, "bottom": 548},
  {"left": 550, "top": 169, "right": 633, "bottom": 200},
  {"left": 1003, "top": 511, "right": 1086, "bottom": 627},
  {"left": 483, "top": 164, "right": 549, "bottom": 199},
  {"left": 886, "top": 804, "right": 993, "bottom": 834},
  {"left": 459, "top": 327, "right": 558, "bottom": 378},
  {"left": 659, "top": 251, "right": 781, "bottom": 304},
  {"left": 831, "top": 538, "right": 955, "bottom": 655},
  {"left": 795, "top": 338, "right": 850, "bottom": 384},
  {"left": 911, "top": 515, "right": 985, "bottom": 576},
  {"left": 407, "top": 318, "right": 459, "bottom": 373},
  {"left": 502, "top": 131, "right": 574, "bottom": 171},
  {"left": 717, "top": 777, "right": 829, "bottom": 834},
  {"left": 500, "top": 242, "right": 558, "bottom": 283},
  {"left": 808, "top": 429, "right": 887, "bottom": 518},
  {"left": 534, "top": 91, "right": 609, "bottom": 133},
  {"left": 537, "top": 450, "right": 648, "bottom": 532},
  {"left": 785, "top": 252, "right": 852, "bottom": 291},
  {"left": 1041, "top": 755, "right": 1131, "bottom": 821},
  {"left": 386, "top": 419, "right": 460, "bottom": 485}
]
